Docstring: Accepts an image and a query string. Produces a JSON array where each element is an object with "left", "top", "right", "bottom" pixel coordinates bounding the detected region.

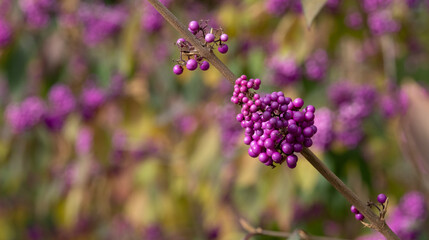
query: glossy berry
[
  {"left": 355, "top": 213, "right": 364, "bottom": 221},
  {"left": 350, "top": 205, "right": 359, "bottom": 214},
  {"left": 218, "top": 44, "right": 228, "bottom": 54},
  {"left": 220, "top": 33, "right": 228, "bottom": 42},
  {"left": 173, "top": 65, "right": 183, "bottom": 75},
  {"left": 188, "top": 21, "right": 199, "bottom": 32},
  {"left": 186, "top": 59, "right": 198, "bottom": 71},
  {"left": 205, "top": 33, "right": 215, "bottom": 43},
  {"left": 377, "top": 193, "right": 387, "bottom": 204},
  {"left": 293, "top": 98, "right": 304, "bottom": 109},
  {"left": 176, "top": 38, "right": 186, "bottom": 46},
  {"left": 200, "top": 61, "right": 210, "bottom": 71},
  {"left": 286, "top": 154, "right": 298, "bottom": 168}
]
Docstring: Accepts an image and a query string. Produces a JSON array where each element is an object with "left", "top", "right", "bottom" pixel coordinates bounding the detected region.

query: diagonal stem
[{"left": 146, "top": 0, "right": 400, "bottom": 239}]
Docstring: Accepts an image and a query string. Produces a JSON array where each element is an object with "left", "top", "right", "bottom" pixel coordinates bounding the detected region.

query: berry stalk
[
  {"left": 146, "top": 0, "right": 236, "bottom": 84},
  {"left": 146, "top": 0, "right": 400, "bottom": 239}
]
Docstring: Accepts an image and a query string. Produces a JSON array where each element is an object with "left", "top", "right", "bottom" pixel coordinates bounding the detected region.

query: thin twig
[
  {"left": 145, "top": 0, "right": 400, "bottom": 239},
  {"left": 240, "top": 218, "right": 349, "bottom": 240}
]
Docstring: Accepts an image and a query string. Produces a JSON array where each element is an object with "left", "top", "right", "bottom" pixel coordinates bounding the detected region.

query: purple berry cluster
[
  {"left": 350, "top": 205, "right": 365, "bottom": 221},
  {"left": 351, "top": 193, "right": 387, "bottom": 222},
  {"left": 231, "top": 75, "right": 317, "bottom": 168},
  {"left": 173, "top": 20, "right": 228, "bottom": 75}
]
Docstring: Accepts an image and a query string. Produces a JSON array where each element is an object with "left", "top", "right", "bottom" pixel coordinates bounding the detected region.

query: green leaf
[{"left": 300, "top": 0, "right": 327, "bottom": 27}]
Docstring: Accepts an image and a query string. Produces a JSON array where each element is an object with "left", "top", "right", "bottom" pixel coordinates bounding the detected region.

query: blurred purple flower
[
  {"left": 328, "top": 82, "right": 376, "bottom": 148},
  {"left": 108, "top": 73, "right": 125, "bottom": 99},
  {"left": 75, "top": 127, "right": 93, "bottom": 155},
  {"left": 325, "top": 0, "right": 341, "bottom": 11},
  {"left": 0, "top": 18, "right": 12, "bottom": 48},
  {"left": 269, "top": 57, "right": 301, "bottom": 85},
  {"left": 328, "top": 82, "right": 354, "bottom": 107},
  {"left": 362, "top": 0, "right": 392, "bottom": 12},
  {"left": 406, "top": 0, "right": 420, "bottom": 8},
  {"left": 141, "top": 0, "right": 171, "bottom": 33},
  {"left": 175, "top": 114, "right": 198, "bottom": 135},
  {"left": 381, "top": 95, "right": 396, "bottom": 118},
  {"left": 5, "top": 96, "right": 46, "bottom": 133},
  {"left": 345, "top": 12, "right": 363, "bottom": 30},
  {"left": 19, "top": 0, "right": 55, "bottom": 29},
  {"left": 217, "top": 103, "right": 242, "bottom": 157},
  {"left": 305, "top": 49, "right": 328, "bottom": 81},
  {"left": 313, "top": 107, "right": 335, "bottom": 150},
  {"left": 80, "top": 84, "right": 106, "bottom": 120},
  {"left": 48, "top": 84, "right": 76, "bottom": 116},
  {"left": 368, "top": 11, "right": 400, "bottom": 35},
  {"left": 265, "top": 0, "right": 302, "bottom": 15},
  {"left": 78, "top": 2, "right": 128, "bottom": 46}
]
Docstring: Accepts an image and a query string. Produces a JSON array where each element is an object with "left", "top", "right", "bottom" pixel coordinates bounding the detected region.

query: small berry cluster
[
  {"left": 173, "top": 20, "right": 229, "bottom": 75},
  {"left": 351, "top": 193, "right": 388, "bottom": 221},
  {"left": 231, "top": 75, "right": 317, "bottom": 168}
]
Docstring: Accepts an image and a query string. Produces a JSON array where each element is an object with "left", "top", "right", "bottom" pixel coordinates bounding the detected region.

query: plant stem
[
  {"left": 146, "top": 0, "right": 400, "bottom": 239},
  {"left": 240, "top": 218, "right": 350, "bottom": 240}
]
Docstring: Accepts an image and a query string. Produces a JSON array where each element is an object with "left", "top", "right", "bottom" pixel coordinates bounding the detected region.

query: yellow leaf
[{"left": 301, "top": 0, "right": 327, "bottom": 27}]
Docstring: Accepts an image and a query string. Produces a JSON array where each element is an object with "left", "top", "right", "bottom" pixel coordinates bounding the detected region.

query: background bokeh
[{"left": 1, "top": 0, "right": 429, "bottom": 239}]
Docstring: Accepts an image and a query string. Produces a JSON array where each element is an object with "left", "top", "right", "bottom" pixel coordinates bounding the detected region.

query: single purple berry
[
  {"left": 200, "top": 61, "right": 210, "bottom": 71},
  {"left": 377, "top": 193, "right": 387, "bottom": 204},
  {"left": 186, "top": 59, "right": 198, "bottom": 71},
  {"left": 188, "top": 20, "right": 199, "bottom": 32},
  {"left": 205, "top": 33, "right": 215, "bottom": 43},
  {"left": 350, "top": 205, "right": 359, "bottom": 214},
  {"left": 259, "top": 152, "right": 269, "bottom": 163},
  {"left": 293, "top": 143, "right": 303, "bottom": 152},
  {"left": 264, "top": 138, "right": 275, "bottom": 149},
  {"left": 173, "top": 64, "right": 183, "bottom": 75},
  {"left": 248, "top": 147, "right": 259, "bottom": 158},
  {"left": 293, "top": 98, "right": 304, "bottom": 109},
  {"left": 286, "top": 154, "right": 298, "bottom": 168},
  {"left": 355, "top": 213, "right": 364, "bottom": 221},
  {"left": 303, "top": 138, "right": 313, "bottom": 147},
  {"left": 220, "top": 33, "right": 228, "bottom": 42},
  {"left": 218, "top": 44, "right": 228, "bottom": 54},
  {"left": 272, "top": 151, "right": 282, "bottom": 163},
  {"left": 281, "top": 143, "right": 293, "bottom": 155},
  {"left": 176, "top": 38, "right": 186, "bottom": 46}
]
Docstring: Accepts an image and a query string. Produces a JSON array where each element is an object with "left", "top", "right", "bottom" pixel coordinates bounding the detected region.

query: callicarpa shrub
[{"left": 147, "top": 0, "right": 401, "bottom": 238}]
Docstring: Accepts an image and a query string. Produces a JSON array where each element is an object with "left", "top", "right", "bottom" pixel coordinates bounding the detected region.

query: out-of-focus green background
[{"left": 0, "top": 0, "right": 429, "bottom": 239}]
